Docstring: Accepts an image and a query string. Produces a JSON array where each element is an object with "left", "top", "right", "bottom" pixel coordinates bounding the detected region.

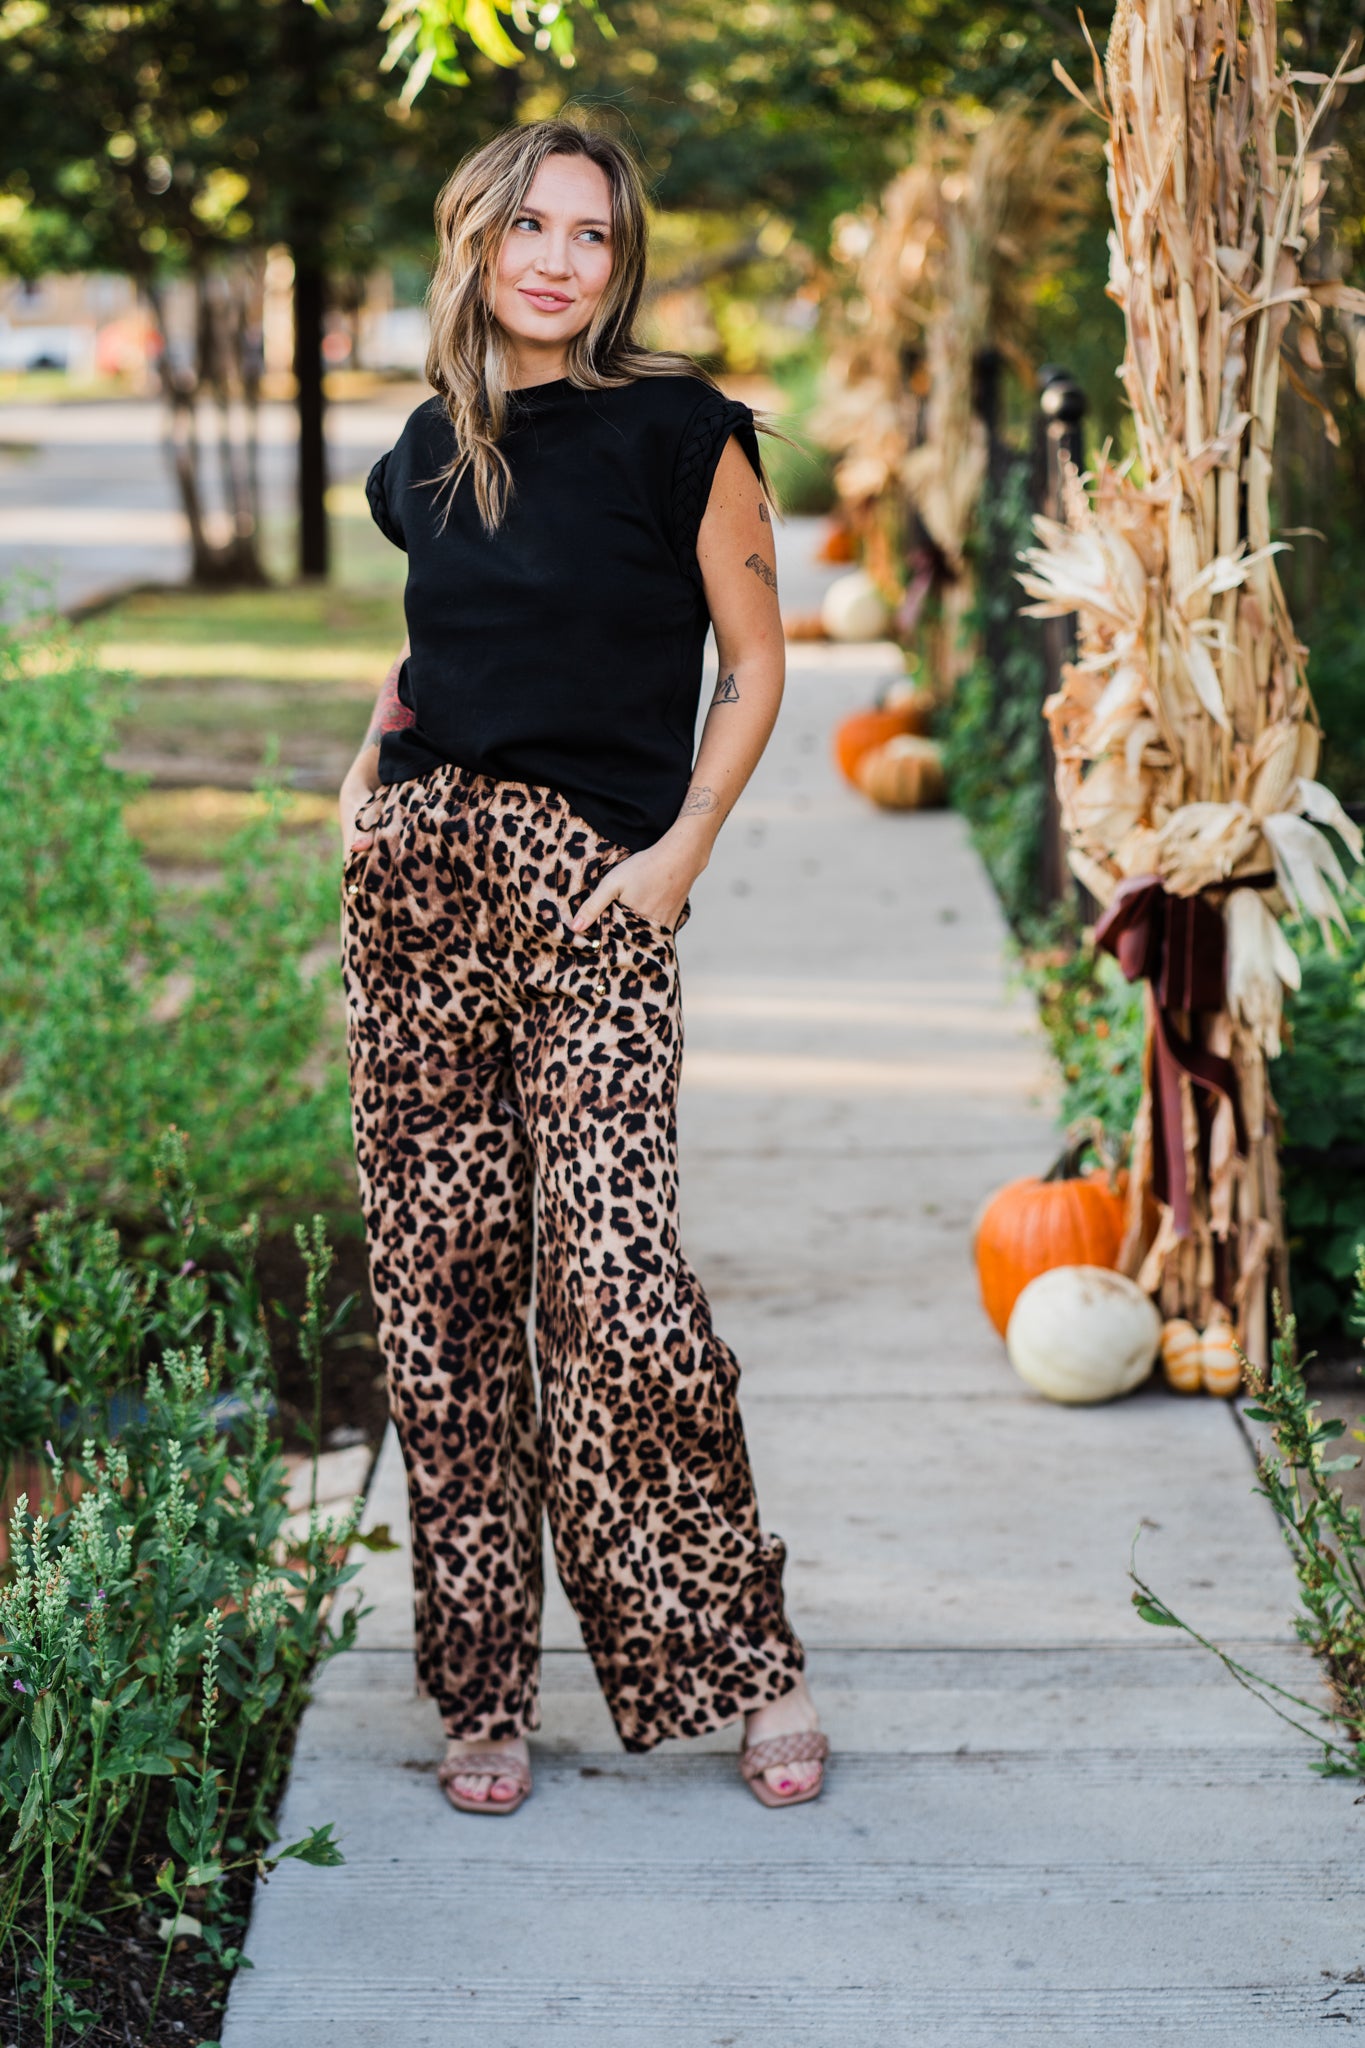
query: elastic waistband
[
  {"left": 379, "top": 761, "right": 632, "bottom": 861},
  {"left": 384, "top": 761, "right": 577, "bottom": 812}
]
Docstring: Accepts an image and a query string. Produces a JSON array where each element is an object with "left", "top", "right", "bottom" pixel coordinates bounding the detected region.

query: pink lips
[{"left": 520, "top": 288, "right": 572, "bottom": 309}]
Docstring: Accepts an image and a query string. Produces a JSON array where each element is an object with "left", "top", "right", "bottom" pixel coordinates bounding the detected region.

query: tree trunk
[
  {"left": 292, "top": 254, "right": 328, "bottom": 581},
  {"left": 286, "top": 0, "right": 329, "bottom": 582},
  {"left": 144, "top": 267, "right": 266, "bottom": 589}
]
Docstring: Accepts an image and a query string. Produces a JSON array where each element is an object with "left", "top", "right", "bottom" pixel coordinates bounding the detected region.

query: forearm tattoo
[
  {"left": 744, "top": 552, "right": 777, "bottom": 592},
  {"left": 366, "top": 652, "right": 416, "bottom": 747},
  {"left": 681, "top": 784, "right": 718, "bottom": 816},
  {"left": 712, "top": 671, "right": 740, "bottom": 705}
]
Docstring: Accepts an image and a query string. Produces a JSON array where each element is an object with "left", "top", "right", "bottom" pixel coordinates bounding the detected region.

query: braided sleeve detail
[
  {"left": 366, "top": 450, "right": 407, "bottom": 552},
  {"left": 670, "top": 389, "right": 762, "bottom": 587}
]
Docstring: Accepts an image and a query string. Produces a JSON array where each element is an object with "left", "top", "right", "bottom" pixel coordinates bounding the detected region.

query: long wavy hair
[{"left": 424, "top": 118, "right": 773, "bottom": 532}]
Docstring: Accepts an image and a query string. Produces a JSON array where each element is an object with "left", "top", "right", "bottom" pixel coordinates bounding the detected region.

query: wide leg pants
[{"left": 341, "top": 763, "right": 805, "bottom": 1751}]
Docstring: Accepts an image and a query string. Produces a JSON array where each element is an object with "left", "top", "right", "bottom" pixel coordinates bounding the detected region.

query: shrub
[
  {"left": 1276, "top": 905, "right": 1365, "bottom": 1342},
  {"left": 0, "top": 1149, "right": 374, "bottom": 2046},
  {"left": 0, "top": 603, "right": 354, "bottom": 1228},
  {"left": 1025, "top": 931, "right": 1146, "bottom": 1154}
]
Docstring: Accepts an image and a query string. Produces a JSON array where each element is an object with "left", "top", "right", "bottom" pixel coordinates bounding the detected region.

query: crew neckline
[{"left": 508, "top": 375, "right": 576, "bottom": 408}]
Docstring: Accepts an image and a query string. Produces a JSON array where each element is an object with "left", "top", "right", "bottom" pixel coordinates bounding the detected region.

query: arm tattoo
[
  {"left": 758, "top": 501, "right": 770, "bottom": 523},
  {"left": 744, "top": 552, "right": 777, "bottom": 592},
  {"left": 366, "top": 651, "right": 416, "bottom": 747},
  {"left": 712, "top": 671, "right": 740, "bottom": 705},
  {"left": 681, "top": 784, "right": 718, "bottom": 817}
]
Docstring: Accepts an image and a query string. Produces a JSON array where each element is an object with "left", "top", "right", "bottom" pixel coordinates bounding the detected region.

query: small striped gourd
[
  {"left": 1200, "top": 1319, "right": 1243, "bottom": 1398},
  {"left": 1159, "top": 1319, "right": 1203, "bottom": 1394}
]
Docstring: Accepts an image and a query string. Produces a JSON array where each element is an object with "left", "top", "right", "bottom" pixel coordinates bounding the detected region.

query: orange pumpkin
[
  {"left": 881, "top": 677, "right": 935, "bottom": 735},
  {"left": 834, "top": 706, "right": 916, "bottom": 785},
  {"left": 974, "top": 1150, "right": 1128, "bottom": 1337},
  {"left": 856, "top": 735, "right": 947, "bottom": 810},
  {"left": 817, "top": 520, "right": 857, "bottom": 564}
]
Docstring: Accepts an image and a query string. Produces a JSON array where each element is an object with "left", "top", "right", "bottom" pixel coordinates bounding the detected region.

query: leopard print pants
[{"left": 341, "top": 762, "right": 805, "bottom": 1752}]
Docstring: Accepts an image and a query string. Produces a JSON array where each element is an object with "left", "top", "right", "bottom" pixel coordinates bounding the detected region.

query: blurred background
[
  {"left": 3, "top": 0, "right": 1365, "bottom": 1407},
  {"left": 8, "top": 11, "right": 1365, "bottom": 2037}
]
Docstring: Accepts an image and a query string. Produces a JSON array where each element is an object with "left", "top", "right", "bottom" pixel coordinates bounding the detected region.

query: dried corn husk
[
  {"left": 1019, "top": 1, "right": 1361, "bottom": 1359},
  {"left": 1225, "top": 887, "right": 1301, "bottom": 1058},
  {"left": 814, "top": 102, "right": 1094, "bottom": 595}
]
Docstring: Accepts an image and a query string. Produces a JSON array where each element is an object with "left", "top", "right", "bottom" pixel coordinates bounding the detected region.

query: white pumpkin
[
  {"left": 1006, "top": 1265, "right": 1160, "bottom": 1405},
  {"left": 821, "top": 569, "right": 891, "bottom": 643}
]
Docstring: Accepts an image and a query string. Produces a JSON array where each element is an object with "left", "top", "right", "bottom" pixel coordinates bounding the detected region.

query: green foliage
[
  {"left": 0, "top": 1172, "right": 365, "bottom": 2043},
  {"left": 1132, "top": 1276, "right": 1365, "bottom": 1781},
  {"left": 0, "top": 0, "right": 499, "bottom": 291},
  {"left": 560, "top": 0, "right": 1108, "bottom": 248},
  {"left": 766, "top": 343, "right": 838, "bottom": 516},
  {"left": 1277, "top": 905, "right": 1365, "bottom": 1341},
  {"left": 1296, "top": 520, "right": 1365, "bottom": 812},
  {"left": 352, "top": 0, "right": 609, "bottom": 103},
  {"left": 939, "top": 459, "right": 1050, "bottom": 934},
  {"left": 0, "top": 606, "right": 354, "bottom": 1228},
  {"left": 1025, "top": 935, "right": 1146, "bottom": 1157}
]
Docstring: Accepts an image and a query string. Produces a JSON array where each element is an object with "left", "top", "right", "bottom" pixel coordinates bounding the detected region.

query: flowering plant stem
[{"left": 1133, "top": 1264, "right": 1365, "bottom": 1778}]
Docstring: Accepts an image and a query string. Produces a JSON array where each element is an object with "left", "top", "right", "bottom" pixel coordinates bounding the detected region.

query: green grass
[
  {"left": 94, "top": 497, "right": 405, "bottom": 817},
  {"left": 123, "top": 787, "right": 337, "bottom": 864},
  {"left": 97, "top": 495, "right": 404, "bottom": 667}
]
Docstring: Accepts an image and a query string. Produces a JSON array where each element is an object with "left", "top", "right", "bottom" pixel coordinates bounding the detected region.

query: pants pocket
[
  {"left": 612, "top": 896, "right": 692, "bottom": 943},
  {"left": 342, "top": 786, "right": 399, "bottom": 902}
]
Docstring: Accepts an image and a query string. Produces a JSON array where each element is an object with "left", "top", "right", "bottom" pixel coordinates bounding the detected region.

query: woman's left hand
[{"left": 571, "top": 844, "right": 700, "bottom": 936}]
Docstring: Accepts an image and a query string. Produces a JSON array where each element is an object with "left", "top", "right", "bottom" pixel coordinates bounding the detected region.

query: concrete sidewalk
[{"left": 223, "top": 548, "right": 1365, "bottom": 2044}]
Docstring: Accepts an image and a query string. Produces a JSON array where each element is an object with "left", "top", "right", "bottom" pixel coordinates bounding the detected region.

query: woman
[{"left": 339, "top": 117, "right": 825, "bottom": 1816}]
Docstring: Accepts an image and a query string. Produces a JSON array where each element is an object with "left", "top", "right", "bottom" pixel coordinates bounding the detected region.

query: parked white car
[{"left": 0, "top": 322, "right": 97, "bottom": 375}]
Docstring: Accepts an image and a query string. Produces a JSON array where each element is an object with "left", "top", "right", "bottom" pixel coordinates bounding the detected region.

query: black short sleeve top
[{"left": 365, "top": 372, "right": 762, "bottom": 851}]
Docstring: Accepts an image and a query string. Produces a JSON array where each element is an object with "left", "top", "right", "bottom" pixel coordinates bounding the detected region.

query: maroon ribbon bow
[{"left": 1093, "top": 874, "right": 1246, "bottom": 1238}]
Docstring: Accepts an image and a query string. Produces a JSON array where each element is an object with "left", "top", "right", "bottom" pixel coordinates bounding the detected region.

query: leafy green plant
[
  {"left": 1276, "top": 903, "right": 1365, "bottom": 1342},
  {"left": 0, "top": 602, "right": 354, "bottom": 1229},
  {"left": 0, "top": 1133, "right": 272, "bottom": 1494},
  {"left": 1022, "top": 931, "right": 1146, "bottom": 1160},
  {"left": 1132, "top": 1270, "right": 1365, "bottom": 1779},
  {"left": 0, "top": 1157, "right": 378, "bottom": 2045}
]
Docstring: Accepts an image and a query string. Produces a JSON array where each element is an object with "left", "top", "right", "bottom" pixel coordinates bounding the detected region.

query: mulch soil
[{"left": 1, "top": 1754, "right": 294, "bottom": 2047}]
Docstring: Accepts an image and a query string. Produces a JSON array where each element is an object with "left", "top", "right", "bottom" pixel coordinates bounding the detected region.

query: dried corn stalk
[
  {"left": 1019, "top": 0, "right": 1365, "bottom": 1363},
  {"left": 814, "top": 103, "right": 1093, "bottom": 659}
]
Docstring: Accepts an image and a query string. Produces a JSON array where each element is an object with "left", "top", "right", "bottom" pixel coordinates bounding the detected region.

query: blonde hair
[{"left": 424, "top": 117, "right": 772, "bottom": 532}]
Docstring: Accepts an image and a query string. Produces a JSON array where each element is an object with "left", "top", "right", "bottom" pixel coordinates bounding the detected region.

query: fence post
[{"left": 1034, "top": 367, "right": 1088, "bottom": 914}]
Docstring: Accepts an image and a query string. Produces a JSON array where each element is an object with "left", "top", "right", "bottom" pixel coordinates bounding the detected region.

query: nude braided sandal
[
  {"left": 436, "top": 1749, "right": 533, "bottom": 1816},
  {"left": 739, "top": 1730, "right": 830, "bottom": 1809}
]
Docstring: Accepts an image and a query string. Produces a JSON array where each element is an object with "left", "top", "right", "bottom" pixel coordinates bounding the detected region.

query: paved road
[
  {"left": 0, "top": 390, "right": 421, "bottom": 612},
  {"left": 221, "top": 525, "right": 1365, "bottom": 2045}
]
